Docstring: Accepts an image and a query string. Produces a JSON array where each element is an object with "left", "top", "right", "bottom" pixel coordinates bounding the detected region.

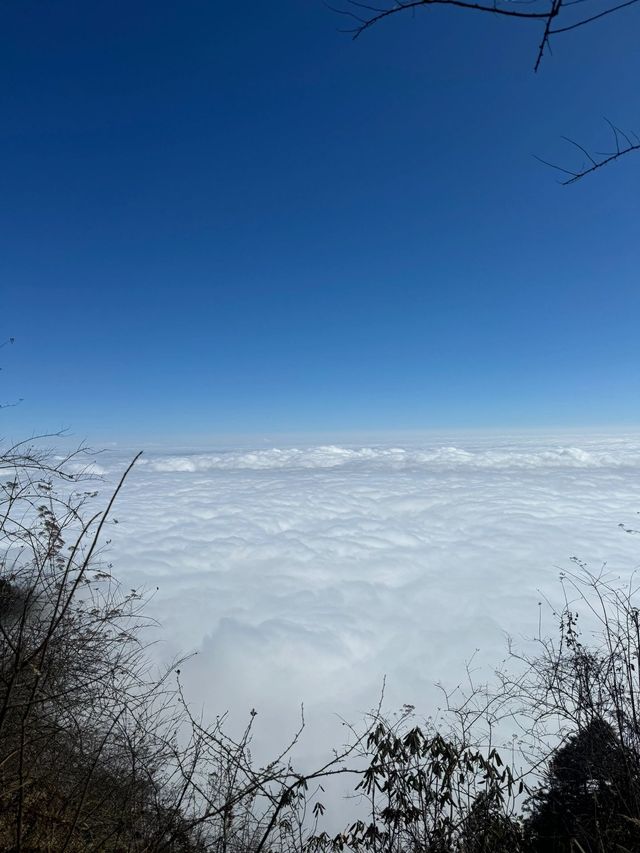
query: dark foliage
[{"left": 526, "top": 717, "right": 640, "bottom": 852}]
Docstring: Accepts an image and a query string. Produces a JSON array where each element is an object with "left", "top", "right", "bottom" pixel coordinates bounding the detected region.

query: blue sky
[{"left": 1, "top": 0, "right": 639, "bottom": 440}]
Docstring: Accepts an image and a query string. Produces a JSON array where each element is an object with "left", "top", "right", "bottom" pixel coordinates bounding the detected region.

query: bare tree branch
[
  {"left": 333, "top": 0, "right": 640, "bottom": 71},
  {"left": 537, "top": 121, "right": 640, "bottom": 183}
]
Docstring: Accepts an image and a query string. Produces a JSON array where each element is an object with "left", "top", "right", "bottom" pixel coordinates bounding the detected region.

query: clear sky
[{"left": 1, "top": 0, "right": 639, "bottom": 441}]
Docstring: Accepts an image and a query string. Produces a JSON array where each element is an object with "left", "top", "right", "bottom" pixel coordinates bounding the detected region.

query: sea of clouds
[{"left": 95, "top": 432, "right": 640, "bottom": 767}]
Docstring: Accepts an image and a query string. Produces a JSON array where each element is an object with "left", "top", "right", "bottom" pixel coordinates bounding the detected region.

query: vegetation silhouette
[
  {"left": 332, "top": 0, "right": 640, "bottom": 183},
  {"left": 526, "top": 717, "right": 640, "bottom": 851}
]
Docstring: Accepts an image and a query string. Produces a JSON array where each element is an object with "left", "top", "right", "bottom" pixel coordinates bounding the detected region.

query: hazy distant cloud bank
[
  {"left": 101, "top": 434, "right": 640, "bottom": 753},
  {"left": 143, "top": 442, "right": 640, "bottom": 473}
]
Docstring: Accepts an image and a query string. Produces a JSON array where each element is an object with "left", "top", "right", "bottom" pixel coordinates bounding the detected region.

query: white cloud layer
[{"left": 98, "top": 433, "right": 640, "bottom": 763}]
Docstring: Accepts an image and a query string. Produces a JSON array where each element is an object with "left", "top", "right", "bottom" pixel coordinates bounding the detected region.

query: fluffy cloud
[{"left": 98, "top": 433, "right": 640, "bottom": 762}]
